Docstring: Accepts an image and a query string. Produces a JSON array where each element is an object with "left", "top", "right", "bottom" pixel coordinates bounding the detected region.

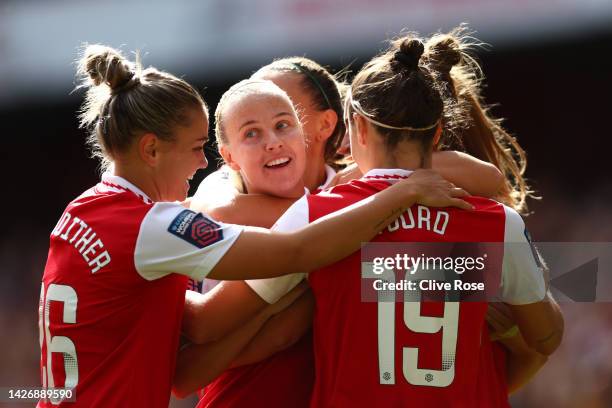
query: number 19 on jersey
[{"left": 377, "top": 270, "right": 459, "bottom": 388}]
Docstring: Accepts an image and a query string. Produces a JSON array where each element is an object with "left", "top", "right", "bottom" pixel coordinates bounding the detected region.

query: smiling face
[
  {"left": 218, "top": 85, "right": 306, "bottom": 198},
  {"left": 155, "top": 108, "right": 209, "bottom": 201},
  {"left": 253, "top": 69, "right": 341, "bottom": 191},
  {"left": 254, "top": 71, "right": 321, "bottom": 158}
]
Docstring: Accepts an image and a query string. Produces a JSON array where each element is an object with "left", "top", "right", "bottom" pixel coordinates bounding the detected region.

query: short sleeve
[
  {"left": 192, "top": 167, "right": 236, "bottom": 201},
  {"left": 135, "top": 203, "right": 243, "bottom": 281},
  {"left": 500, "top": 206, "right": 546, "bottom": 304},
  {"left": 245, "top": 195, "right": 310, "bottom": 303}
]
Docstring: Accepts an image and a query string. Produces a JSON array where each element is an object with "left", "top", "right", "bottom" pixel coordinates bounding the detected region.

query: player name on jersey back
[
  {"left": 51, "top": 211, "right": 110, "bottom": 274},
  {"left": 385, "top": 205, "right": 449, "bottom": 235}
]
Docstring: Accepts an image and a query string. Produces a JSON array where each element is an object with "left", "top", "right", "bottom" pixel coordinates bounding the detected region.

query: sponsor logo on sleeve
[{"left": 168, "top": 210, "right": 224, "bottom": 248}]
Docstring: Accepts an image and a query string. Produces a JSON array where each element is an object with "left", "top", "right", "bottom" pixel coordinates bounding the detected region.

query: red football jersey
[
  {"left": 475, "top": 338, "right": 510, "bottom": 407},
  {"left": 192, "top": 165, "right": 337, "bottom": 408},
  {"left": 38, "top": 174, "right": 242, "bottom": 407},
  {"left": 196, "top": 333, "right": 314, "bottom": 408},
  {"left": 247, "top": 168, "right": 545, "bottom": 407}
]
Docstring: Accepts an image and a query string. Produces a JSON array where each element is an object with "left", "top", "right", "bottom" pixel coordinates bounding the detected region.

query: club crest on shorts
[{"left": 168, "top": 209, "right": 223, "bottom": 248}]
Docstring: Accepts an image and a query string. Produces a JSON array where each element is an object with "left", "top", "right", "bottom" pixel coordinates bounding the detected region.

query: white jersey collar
[
  {"left": 101, "top": 172, "right": 153, "bottom": 204},
  {"left": 361, "top": 168, "right": 414, "bottom": 183}
]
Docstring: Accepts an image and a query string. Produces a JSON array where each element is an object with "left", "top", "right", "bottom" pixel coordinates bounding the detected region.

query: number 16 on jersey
[{"left": 39, "top": 283, "right": 79, "bottom": 405}]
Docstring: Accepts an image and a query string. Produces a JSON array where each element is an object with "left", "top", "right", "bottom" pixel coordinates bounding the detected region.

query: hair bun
[
  {"left": 393, "top": 38, "right": 424, "bottom": 70},
  {"left": 81, "top": 44, "right": 136, "bottom": 92},
  {"left": 425, "top": 35, "right": 462, "bottom": 75}
]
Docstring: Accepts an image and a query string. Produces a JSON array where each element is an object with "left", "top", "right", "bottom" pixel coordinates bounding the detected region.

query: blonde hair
[{"left": 76, "top": 44, "right": 207, "bottom": 171}]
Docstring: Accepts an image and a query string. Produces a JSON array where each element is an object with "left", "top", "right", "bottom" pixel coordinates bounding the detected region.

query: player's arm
[
  {"left": 431, "top": 150, "right": 504, "bottom": 197},
  {"left": 208, "top": 169, "right": 472, "bottom": 280},
  {"left": 499, "top": 332, "right": 548, "bottom": 394},
  {"left": 507, "top": 291, "right": 563, "bottom": 356},
  {"left": 182, "top": 281, "right": 268, "bottom": 344},
  {"left": 197, "top": 190, "right": 314, "bottom": 357},
  {"left": 138, "top": 170, "right": 469, "bottom": 283},
  {"left": 191, "top": 166, "right": 297, "bottom": 228},
  {"left": 183, "top": 170, "right": 306, "bottom": 344},
  {"left": 329, "top": 161, "right": 362, "bottom": 186},
  {"left": 487, "top": 303, "right": 548, "bottom": 394},
  {"left": 330, "top": 151, "right": 503, "bottom": 198},
  {"left": 175, "top": 310, "right": 270, "bottom": 398},
  {"left": 230, "top": 289, "right": 315, "bottom": 367},
  {"left": 183, "top": 176, "right": 306, "bottom": 344},
  {"left": 499, "top": 207, "right": 564, "bottom": 356},
  {"left": 173, "top": 282, "right": 309, "bottom": 398},
  {"left": 192, "top": 194, "right": 297, "bottom": 229}
]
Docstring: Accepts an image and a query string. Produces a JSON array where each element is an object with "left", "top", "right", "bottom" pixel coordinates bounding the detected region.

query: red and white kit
[
  {"left": 247, "top": 168, "right": 545, "bottom": 408},
  {"left": 193, "top": 165, "right": 336, "bottom": 408},
  {"left": 38, "top": 173, "right": 242, "bottom": 407}
]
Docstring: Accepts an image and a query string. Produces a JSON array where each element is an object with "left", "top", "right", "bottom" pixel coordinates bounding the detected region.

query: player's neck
[
  {"left": 303, "top": 160, "right": 327, "bottom": 192},
  {"left": 362, "top": 139, "right": 431, "bottom": 172},
  {"left": 366, "top": 150, "right": 432, "bottom": 173},
  {"left": 112, "top": 160, "right": 161, "bottom": 202}
]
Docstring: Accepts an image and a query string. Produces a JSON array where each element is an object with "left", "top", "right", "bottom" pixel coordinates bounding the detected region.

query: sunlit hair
[
  {"left": 347, "top": 34, "right": 452, "bottom": 164},
  {"left": 76, "top": 44, "right": 207, "bottom": 171},
  {"left": 423, "top": 25, "right": 535, "bottom": 213}
]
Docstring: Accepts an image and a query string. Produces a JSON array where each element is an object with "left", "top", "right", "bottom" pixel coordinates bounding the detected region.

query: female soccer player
[
  {"left": 180, "top": 59, "right": 350, "bottom": 407},
  {"left": 175, "top": 57, "right": 506, "bottom": 406},
  {"left": 37, "top": 45, "right": 470, "bottom": 408},
  {"left": 423, "top": 28, "right": 552, "bottom": 399},
  {"left": 241, "top": 36, "right": 563, "bottom": 407},
  {"left": 334, "top": 29, "right": 547, "bottom": 399}
]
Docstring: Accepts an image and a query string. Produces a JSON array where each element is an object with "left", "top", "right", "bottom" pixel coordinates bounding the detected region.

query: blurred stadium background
[{"left": 1, "top": 0, "right": 611, "bottom": 407}]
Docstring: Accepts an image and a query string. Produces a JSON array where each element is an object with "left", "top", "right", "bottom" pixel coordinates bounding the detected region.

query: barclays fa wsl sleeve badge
[{"left": 168, "top": 209, "right": 224, "bottom": 249}]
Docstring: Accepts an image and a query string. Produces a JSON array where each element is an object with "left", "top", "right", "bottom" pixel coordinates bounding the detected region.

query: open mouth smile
[{"left": 264, "top": 157, "right": 291, "bottom": 169}]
